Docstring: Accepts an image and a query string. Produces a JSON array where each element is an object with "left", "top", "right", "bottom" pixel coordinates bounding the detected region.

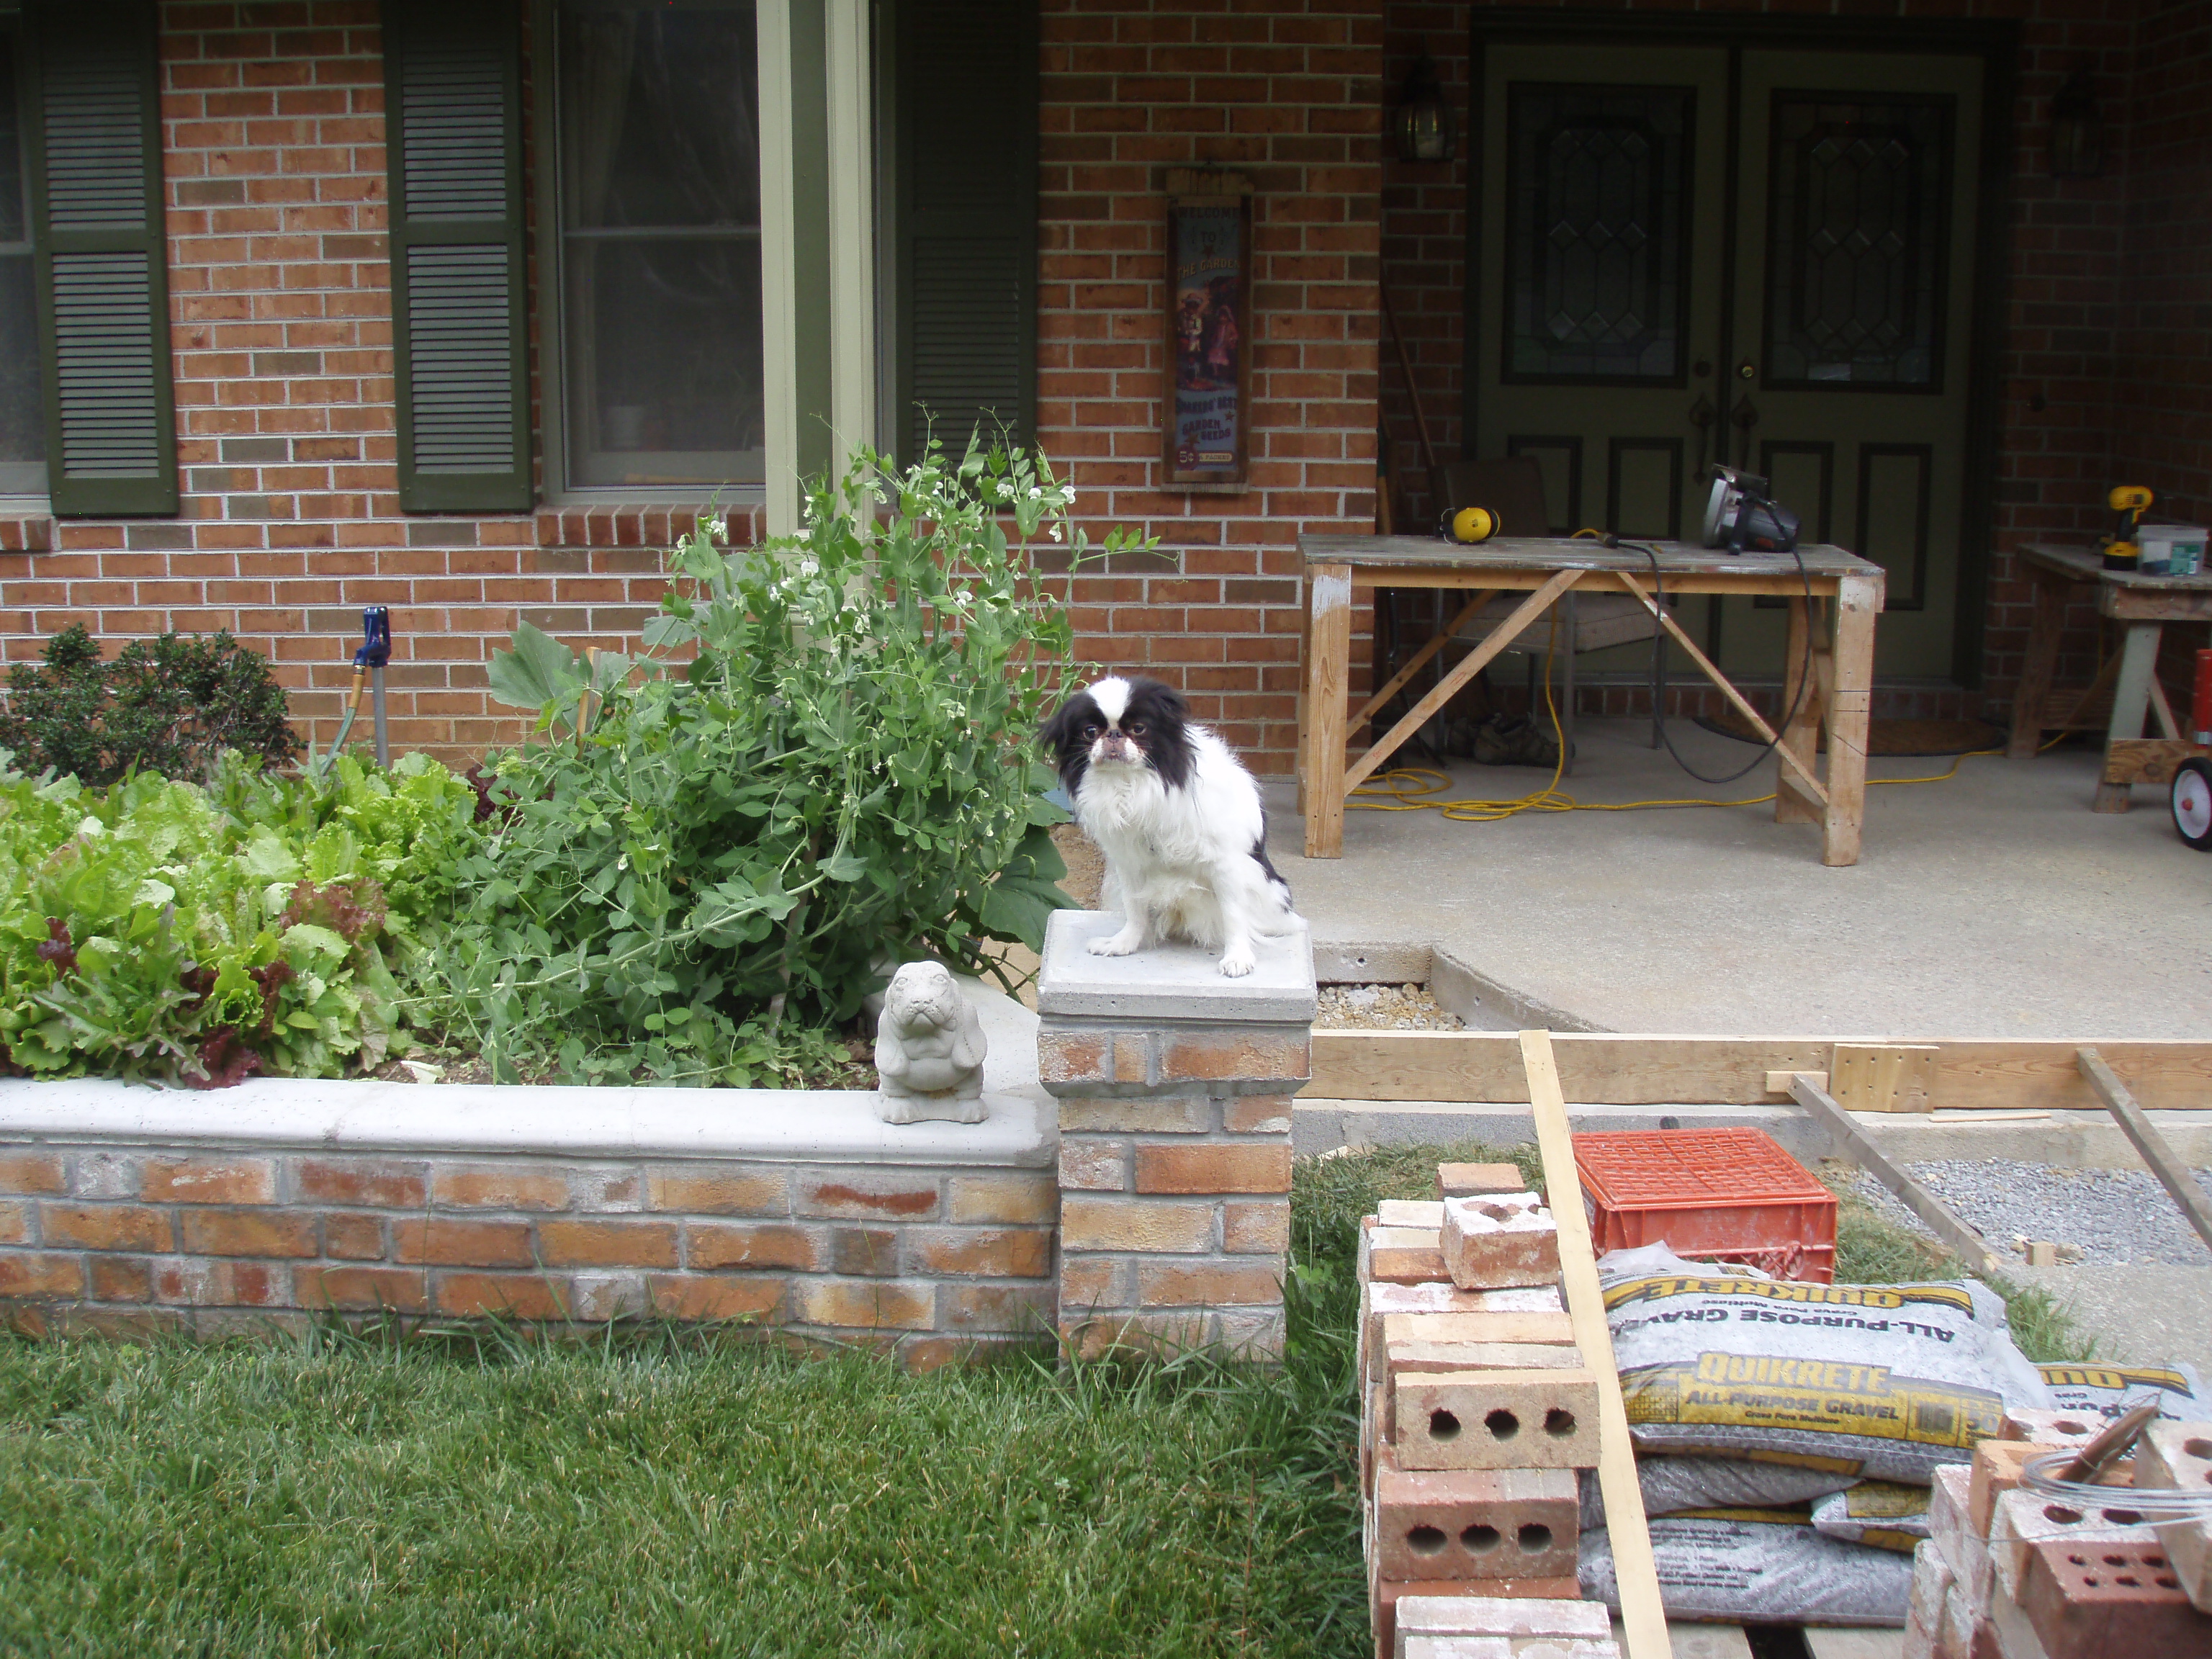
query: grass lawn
[{"left": 0, "top": 1140, "right": 2088, "bottom": 1657}]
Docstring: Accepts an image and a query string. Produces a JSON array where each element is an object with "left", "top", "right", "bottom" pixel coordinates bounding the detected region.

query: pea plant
[{"left": 425, "top": 439, "right": 1146, "bottom": 1085}]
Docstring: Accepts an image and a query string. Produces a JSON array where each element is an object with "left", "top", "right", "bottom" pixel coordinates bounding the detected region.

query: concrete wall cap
[
  {"left": 1037, "top": 910, "right": 1317, "bottom": 1023},
  {"left": 0, "top": 979, "right": 1053, "bottom": 1167}
]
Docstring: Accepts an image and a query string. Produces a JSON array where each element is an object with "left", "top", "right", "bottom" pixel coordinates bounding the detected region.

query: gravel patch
[
  {"left": 1315, "top": 982, "right": 1465, "bottom": 1032},
  {"left": 1853, "top": 1161, "right": 2212, "bottom": 1267}
]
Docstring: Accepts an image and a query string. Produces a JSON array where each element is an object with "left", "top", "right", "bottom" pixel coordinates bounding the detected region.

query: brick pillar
[{"left": 1035, "top": 910, "right": 1315, "bottom": 1359}]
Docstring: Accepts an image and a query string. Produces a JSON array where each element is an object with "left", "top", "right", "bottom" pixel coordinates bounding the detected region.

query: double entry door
[{"left": 1470, "top": 42, "right": 1984, "bottom": 680}]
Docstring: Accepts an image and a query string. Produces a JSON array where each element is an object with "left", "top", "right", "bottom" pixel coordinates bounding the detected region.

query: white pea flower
[
  {"left": 1028, "top": 485, "right": 1042, "bottom": 499},
  {"left": 1064, "top": 485, "right": 1077, "bottom": 501},
  {"left": 799, "top": 557, "right": 819, "bottom": 576},
  {"left": 1050, "top": 525, "right": 1063, "bottom": 541}
]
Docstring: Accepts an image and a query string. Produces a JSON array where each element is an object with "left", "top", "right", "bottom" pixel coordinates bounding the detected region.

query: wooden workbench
[
  {"left": 2007, "top": 542, "right": 2212, "bottom": 810},
  {"left": 1296, "top": 535, "right": 1886, "bottom": 866}
]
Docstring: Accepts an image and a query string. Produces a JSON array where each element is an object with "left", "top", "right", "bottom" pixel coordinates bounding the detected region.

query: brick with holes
[
  {"left": 2015, "top": 1534, "right": 2212, "bottom": 1659},
  {"left": 1440, "top": 1193, "right": 1558, "bottom": 1290},
  {"left": 1391, "top": 1369, "right": 1600, "bottom": 1471},
  {"left": 1371, "top": 1447, "right": 1578, "bottom": 1580},
  {"left": 1990, "top": 1487, "right": 2163, "bottom": 1603},
  {"left": 2138, "top": 1421, "right": 2212, "bottom": 1614},
  {"left": 2002, "top": 1408, "right": 2105, "bottom": 1446}
]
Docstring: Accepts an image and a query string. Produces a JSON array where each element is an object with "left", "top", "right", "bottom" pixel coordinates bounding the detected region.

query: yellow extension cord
[{"left": 1350, "top": 534, "right": 2059, "bottom": 823}]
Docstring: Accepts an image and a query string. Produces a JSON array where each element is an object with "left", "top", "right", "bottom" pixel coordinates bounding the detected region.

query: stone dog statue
[{"left": 873, "top": 961, "right": 988, "bottom": 1124}]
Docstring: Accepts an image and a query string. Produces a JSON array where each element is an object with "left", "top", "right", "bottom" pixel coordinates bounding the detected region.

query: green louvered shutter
[
  {"left": 382, "top": 0, "right": 529, "bottom": 512},
  {"left": 894, "top": 0, "right": 1037, "bottom": 464},
  {"left": 24, "top": 0, "right": 176, "bottom": 517}
]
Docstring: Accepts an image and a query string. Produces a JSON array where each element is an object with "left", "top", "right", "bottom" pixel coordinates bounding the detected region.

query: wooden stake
[
  {"left": 1786, "top": 1071, "right": 2000, "bottom": 1273},
  {"left": 1518, "top": 1029, "right": 1668, "bottom": 1659},
  {"left": 2079, "top": 1048, "right": 2212, "bottom": 1252}
]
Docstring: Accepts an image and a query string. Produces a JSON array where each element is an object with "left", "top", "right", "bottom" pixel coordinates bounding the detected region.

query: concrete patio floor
[{"left": 1263, "top": 715, "right": 2212, "bottom": 1038}]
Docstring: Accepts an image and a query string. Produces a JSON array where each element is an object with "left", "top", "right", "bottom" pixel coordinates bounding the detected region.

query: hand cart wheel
[{"left": 2175, "top": 757, "right": 2212, "bottom": 852}]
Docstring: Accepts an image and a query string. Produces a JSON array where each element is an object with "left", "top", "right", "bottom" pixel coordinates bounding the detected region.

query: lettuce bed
[{"left": 0, "top": 754, "right": 480, "bottom": 1086}]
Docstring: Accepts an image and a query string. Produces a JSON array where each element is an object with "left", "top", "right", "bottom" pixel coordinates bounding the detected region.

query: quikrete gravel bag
[
  {"left": 1809, "top": 1481, "right": 1931, "bottom": 1552},
  {"left": 1599, "top": 1245, "right": 2051, "bottom": 1480},
  {"left": 1578, "top": 1514, "right": 1913, "bottom": 1627},
  {"left": 1577, "top": 1455, "right": 1860, "bottom": 1529},
  {"left": 2036, "top": 1359, "right": 2204, "bottom": 1423}
]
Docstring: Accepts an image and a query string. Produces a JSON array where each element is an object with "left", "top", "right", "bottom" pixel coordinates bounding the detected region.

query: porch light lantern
[
  {"left": 1393, "top": 51, "right": 1457, "bottom": 164},
  {"left": 2048, "top": 71, "right": 2104, "bottom": 179}
]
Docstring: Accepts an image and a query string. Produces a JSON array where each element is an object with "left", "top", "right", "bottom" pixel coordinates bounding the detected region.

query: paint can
[{"left": 2137, "top": 523, "right": 2207, "bottom": 577}]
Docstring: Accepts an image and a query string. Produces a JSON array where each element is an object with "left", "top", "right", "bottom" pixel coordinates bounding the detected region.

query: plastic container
[
  {"left": 1573, "top": 1128, "right": 1838, "bottom": 1282},
  {"left": 2138, "top": 524, "right": 2207, "bottom": 577}
]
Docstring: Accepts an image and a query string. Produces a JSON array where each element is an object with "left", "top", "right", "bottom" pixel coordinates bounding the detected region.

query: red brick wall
[
  {"left": 0, "top": 0, "right": 760, "bottom": 770},
  {"left": 2116, "top": 0, "right": 2211, "bottom": 527},
  {"left": 1038, "top": 0, "right": 1385, "bottom": 774}
]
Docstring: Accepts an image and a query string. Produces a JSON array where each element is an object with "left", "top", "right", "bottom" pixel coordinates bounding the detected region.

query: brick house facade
[{"left": 0, "top": 0, "right": 2204, "bottom": 780}]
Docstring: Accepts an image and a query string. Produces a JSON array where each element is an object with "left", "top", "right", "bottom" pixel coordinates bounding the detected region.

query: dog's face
[{"left": 1041, "top": 675, "right": 1192, "bottom": 793}]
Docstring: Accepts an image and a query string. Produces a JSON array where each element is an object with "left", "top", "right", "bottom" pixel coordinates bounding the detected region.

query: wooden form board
[
  {"left": 1518, "top": 1030, "right": 1668, "bottom": 1659},
  {"left": 1311, "top": 1030, "right": 2212, "bottom": 1112}
]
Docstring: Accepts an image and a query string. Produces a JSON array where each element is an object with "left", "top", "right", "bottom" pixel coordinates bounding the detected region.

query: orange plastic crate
[{"left": 1572, "top": 1128, "right": 1838, "bottom": 1282}]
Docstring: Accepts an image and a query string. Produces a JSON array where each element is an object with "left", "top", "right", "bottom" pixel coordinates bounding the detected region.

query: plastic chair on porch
[{"left": 1429, "top": 457, "right": 1666, "bottom": 775}]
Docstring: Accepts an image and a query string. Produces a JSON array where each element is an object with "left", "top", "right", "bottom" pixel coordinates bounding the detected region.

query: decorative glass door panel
[
  {"left": 1504, "top": 84, "right": 1693, "bottom": 384},
  {"left": 1471, "top": 41, "right": 1984, "bottom": 683}
]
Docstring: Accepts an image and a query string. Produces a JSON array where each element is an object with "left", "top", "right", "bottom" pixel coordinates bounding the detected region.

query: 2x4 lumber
[
  {"left": 1610, "top": 571, "right": 1829, "bottom": 807},
  {"left": 1519, "top": 1030, "right": 1667, "bottom": 1659},
  {"left": 2102, "top": 737, "right": 2203, "bottom": 787},
  {"left": 1308, "top": 1030, "right": 2212, "bottom": 1111},
  {"left": 1343, "top": 567, "right": 1583, "bottom": 796},
  {"left": 2078, "top": 1048, "right": 2212, "bottom": 1253},
  {"left": 1822, "top": 571, "right": 1881, "bottom": 868},
  {"left": 1300, "top": 562, "right": 1353, "bottom": 857},
  {"left": 1786, "top": 1072, "right": 2001, "bottom": 1274}
]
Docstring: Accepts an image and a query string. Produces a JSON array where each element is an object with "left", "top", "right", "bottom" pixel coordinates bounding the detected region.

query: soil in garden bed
[{"left": 365, "top": 1032, "right": 879, "bottom": 1090}]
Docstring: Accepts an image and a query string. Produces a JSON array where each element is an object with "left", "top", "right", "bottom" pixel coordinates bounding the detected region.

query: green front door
[{"left": 1471, "top": 40, "right": 1986, "bottom": 683}]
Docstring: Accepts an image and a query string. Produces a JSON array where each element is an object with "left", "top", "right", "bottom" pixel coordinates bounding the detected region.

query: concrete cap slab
[{"left": 1036, "top": 909, "right": 1317, "bottom": 1023}]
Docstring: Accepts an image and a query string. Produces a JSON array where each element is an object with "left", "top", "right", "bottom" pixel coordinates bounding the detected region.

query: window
[
  {"left": 0, "top": 19, "right": 43, "bottom": 495},
  {"left": 553, "top": 1, "right": 765, "bottom": 493}
]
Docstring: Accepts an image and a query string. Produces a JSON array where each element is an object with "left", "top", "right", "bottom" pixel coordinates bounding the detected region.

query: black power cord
[{"left": 1603, "top": 531, "right": 1819, "bottom": 788}]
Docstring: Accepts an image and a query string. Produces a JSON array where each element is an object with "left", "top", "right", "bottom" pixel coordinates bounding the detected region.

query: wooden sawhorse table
[
  {"left": 1296, "top": 535, "right": 1887, "bottom": 866},
  {"left": 2008, "top": 541, "right": 2212, "bottom": 811}
]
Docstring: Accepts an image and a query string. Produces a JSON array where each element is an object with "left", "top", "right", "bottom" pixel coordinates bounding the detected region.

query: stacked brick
[
  {"left": 1905, "top": 1407, "right": 2212, "bottom": 1658},
  {"left": 1357, "top": 1159, "right": 1619, "bottom": 1659},
  {"left": 0, "top": 1145, "right": 1055, "bottom": 1367},
  {"left": 1035, "top": 910, "right": 1313, "bottom": 1359}
]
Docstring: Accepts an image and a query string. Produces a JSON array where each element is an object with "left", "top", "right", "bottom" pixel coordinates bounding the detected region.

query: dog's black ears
[
  {"left": 1133, "top": 678, "right": 1188, "bottom": 721},
  {"left": 1039, "top": 696, "right": 1088, "bottom": 757}
]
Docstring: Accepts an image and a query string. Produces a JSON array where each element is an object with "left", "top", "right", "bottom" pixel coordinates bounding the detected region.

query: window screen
[
  {"left": 0, "top": 24, "right": 45, "bottom": 494},
  {"left": 556, "top": 0, "right": 765, "bottom": 491}
]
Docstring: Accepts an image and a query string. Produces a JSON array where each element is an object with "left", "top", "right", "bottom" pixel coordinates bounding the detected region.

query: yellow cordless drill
[{"left": 2104, "top": 484, "right": 2154, "bottom": 571}]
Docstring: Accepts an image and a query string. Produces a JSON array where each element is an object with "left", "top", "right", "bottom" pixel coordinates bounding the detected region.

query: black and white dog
[{"left": 1040, "top": 675, "right": 1302, "bottom": 977}]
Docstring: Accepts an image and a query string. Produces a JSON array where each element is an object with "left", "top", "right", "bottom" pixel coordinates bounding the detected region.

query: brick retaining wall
[{"left": 0, "top": 1141, "right": 1055, "bottom": 1365}]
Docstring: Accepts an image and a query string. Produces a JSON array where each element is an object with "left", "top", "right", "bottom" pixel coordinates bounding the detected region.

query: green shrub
[
  {"left": 0, "top": 752, "right": 481, "bottom": 1084},
  {"left": 423, "top": 439, "right": 1146, "bottom": 1085},
  {"left": 0, "top": 624, "right": 300, "bottom": 786}
]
